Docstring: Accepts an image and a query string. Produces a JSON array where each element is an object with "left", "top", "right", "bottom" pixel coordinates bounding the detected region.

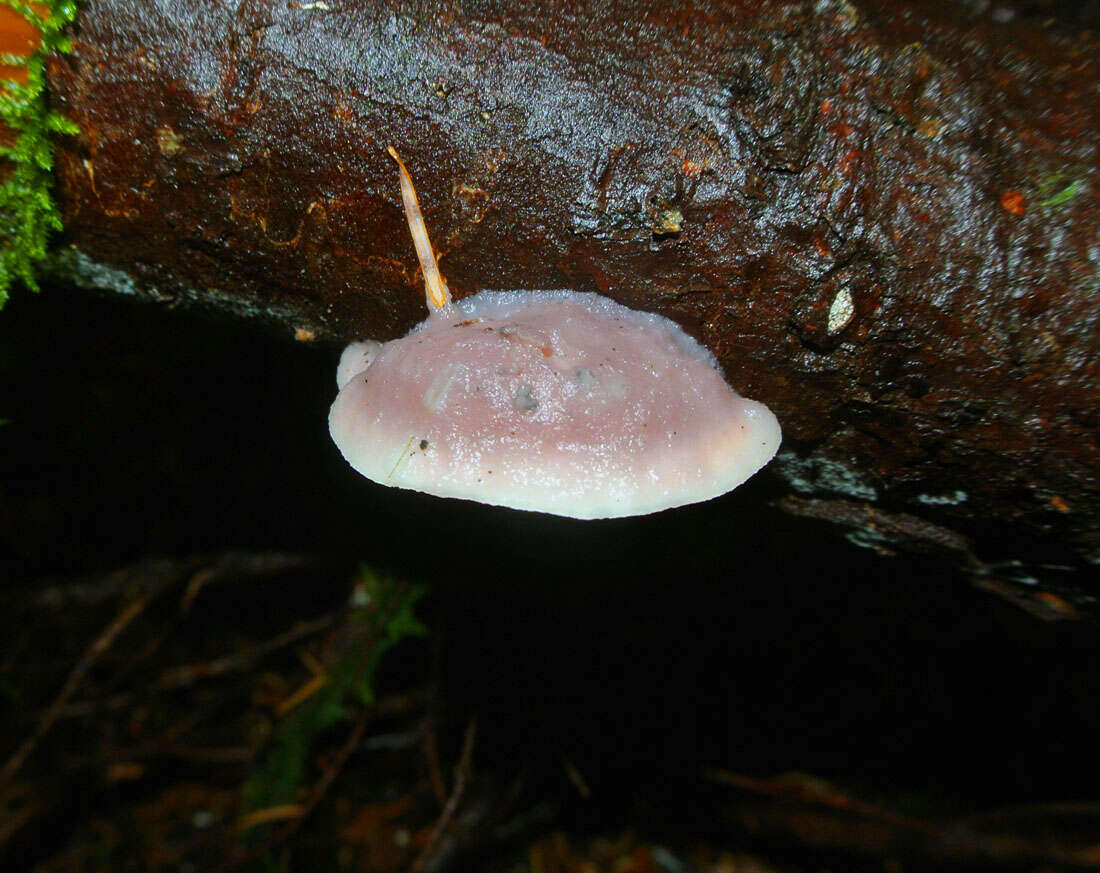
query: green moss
[
  {"left": 1, "top": 0, "right": 80, "bottom": 309},
  {"left": 240, "top": 568, "right": 427, "bottom": 825}
]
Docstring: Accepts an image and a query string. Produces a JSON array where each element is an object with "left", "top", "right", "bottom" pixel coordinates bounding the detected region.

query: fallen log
[{"left": 41, "top": 0, "right": 1100, "bottom": 597}]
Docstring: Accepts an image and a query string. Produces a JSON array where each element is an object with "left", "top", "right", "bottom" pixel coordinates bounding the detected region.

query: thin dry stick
[
  {"left": 423, "top": 720, "right": 448, "bottom": 805},
  {"left": 55, "top": 612, "right": 339, "bottom": 720},
  {"left": 2, "top": 591, "right": 158, "bottom": 782},
  {"left": 410, "top": 717, "right": 478, "bottom": 873},
  {"left": 706, "top": 768, "right": 936, "bottom": 833},
  {"left": 706, "top": 768, "right": 1100, "bottom": 869},
  {"left": 288, "top": 706, "right": 372, "bottom": 830},
  {"left": 155, "top": 613, "right": 337, "bottom": 689}
]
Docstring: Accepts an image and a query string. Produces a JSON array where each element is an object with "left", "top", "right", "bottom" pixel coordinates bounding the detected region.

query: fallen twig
[
  {"left": 423, "top": 718, "right": 448, "bottom": 806},
  {"left": 410, "top": 717, "right": 478, "bottom": 873},
  {"left": 707, "top": 767, "right": 1100, "bottom": 869},
  {"left": 706, "top": 767, "right": 935, "bottom": 833},
  {"left": 2, "top": 576, "right": 175, "bottom": 783},
  {"left": 155, "top": 613, "right": 337, "bottom": 689}
]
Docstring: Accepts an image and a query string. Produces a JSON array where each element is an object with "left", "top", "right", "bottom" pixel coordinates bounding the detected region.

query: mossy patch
[
  {"left": 1, "top": 0, "right": 80, "bottom": 309},
  {"left": 240, "top": 568, "right": 427, "bottom": 839}
]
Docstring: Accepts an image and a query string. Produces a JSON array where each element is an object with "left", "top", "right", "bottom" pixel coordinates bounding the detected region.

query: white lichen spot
[
  {"left": 846, "top": 528, "right": 895, "bottom": 555},
  {"left": 774, "top": 451, "right": 878, "bottom": 501},
  {"left": 827, "top": 286, "right": 855, "bottom": 334},
  {"left": 916, "top": 490, "right": 968, "bottom": 506},
  {"left": 984, "top": 558, "right": 1041, "bottom": 586}
]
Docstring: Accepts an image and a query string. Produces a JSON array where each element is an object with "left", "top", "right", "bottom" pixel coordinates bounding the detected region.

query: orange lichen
[{"left": 1000, "top": 190, "right": 1026, "bottom": 216}]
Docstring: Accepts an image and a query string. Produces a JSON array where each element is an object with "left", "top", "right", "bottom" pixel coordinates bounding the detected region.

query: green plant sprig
[
  {"left": 240, "top": 568, "right": 427, "bottom": 828},
  {"left": 1, "top": 0, "right": 81, "bottom": 308}
]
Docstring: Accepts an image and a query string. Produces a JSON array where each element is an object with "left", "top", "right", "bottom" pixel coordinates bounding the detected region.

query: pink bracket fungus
[{"left": 328, "top": 149, "right": 782, "bottom": 519}]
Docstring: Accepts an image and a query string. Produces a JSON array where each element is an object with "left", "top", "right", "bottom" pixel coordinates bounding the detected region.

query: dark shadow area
[{"left": 2, "top": 286, "right": 1098, "bottom": 871}]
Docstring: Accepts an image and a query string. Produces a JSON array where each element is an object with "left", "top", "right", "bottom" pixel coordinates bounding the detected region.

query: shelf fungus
[{"left": 328, "top": 149, "right": 781, "bottom": 519}]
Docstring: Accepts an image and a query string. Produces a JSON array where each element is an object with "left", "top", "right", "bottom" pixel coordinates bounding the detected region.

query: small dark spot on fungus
[
  {"left": 419, "top": 439, "right": 429, "bottom": 451},
  {"left": 515, "top": 385, "right": 539, "bottom": 412},
  {"left": 575, "top": 367, "right": 597, "bottom": 390}
]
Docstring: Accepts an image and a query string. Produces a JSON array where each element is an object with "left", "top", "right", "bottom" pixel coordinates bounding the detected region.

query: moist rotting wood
[{"left": 41, "top": 0, "right": 1100, "bottom": 586}]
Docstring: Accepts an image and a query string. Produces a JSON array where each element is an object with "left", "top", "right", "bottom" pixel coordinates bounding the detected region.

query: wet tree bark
[{"left": 43, "top": 0, "right": 1100, "bottom": 601}]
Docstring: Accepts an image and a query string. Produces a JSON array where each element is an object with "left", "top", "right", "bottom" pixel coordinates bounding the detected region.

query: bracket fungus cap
[{"left": 328, "top": 150, "right": 781, "bottom": 519}]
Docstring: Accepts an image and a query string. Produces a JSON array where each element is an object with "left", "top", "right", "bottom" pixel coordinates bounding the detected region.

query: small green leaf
[
  {"left": 1040, "top": 178, "right": 1083, "bottom": 208},
  {"left": 45, "top": 112, "right": 80, "bottom": 135}
]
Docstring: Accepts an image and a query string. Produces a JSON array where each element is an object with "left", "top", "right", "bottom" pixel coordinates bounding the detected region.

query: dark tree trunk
[{"left": 44, "top": 0, "right": 1100, "bottom": 601}]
